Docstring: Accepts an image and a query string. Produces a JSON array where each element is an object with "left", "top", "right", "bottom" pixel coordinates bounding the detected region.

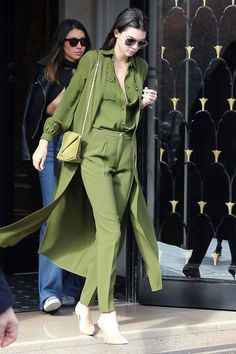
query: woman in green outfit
[{"left": 0, "top": 7, "right": 162, "bottom": 345}]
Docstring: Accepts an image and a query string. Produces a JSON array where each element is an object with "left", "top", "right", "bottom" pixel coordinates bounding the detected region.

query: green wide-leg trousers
[{"left": 80, "top": 128, "right": 134, "bottom": 312}]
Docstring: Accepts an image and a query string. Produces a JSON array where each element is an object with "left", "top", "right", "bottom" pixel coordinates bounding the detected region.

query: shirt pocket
[
  {"left": 103, "top": 76, "right": 120, "bottom": 102},
  {"left": 126, "top": 82, "right": 139, "bottom": 105}
]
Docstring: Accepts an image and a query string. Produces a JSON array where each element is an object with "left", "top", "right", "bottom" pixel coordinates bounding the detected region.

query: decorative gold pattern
[
  {"left": 226, "top": 202, "right": 235, "bottom": 215},
  {"left": 214, "top": 45, "right": 222, "bottom": 58},
  {"left": 212, "top": 150, "right": 221, "bottom": 163},
  {"left": 227, "top": 98, "right": 235, "bottom": 111},
  {"left": 185, "top": 46, "right": 194, "bottom": 59},
  {"left": 161, "top": 46, "right": 166, "bottom": 59},
  {"left": 171, "top": 97, "right": 179, "bottom": 111},
  {"left": 170, "top": 200, "right": 178, "bottom": 213},
  {"left": 198, "top": 201, "right": 207, "bottom": 214},
  {"left": 156, "top": 1, "right": 236, "bottom": 279},
  {"left": 199, "top": 98, "right": 208, "bottom": 111},
  {"left": 184, "top": 149, "right": 193, "bottom": 162},
  {"left": 160, "top": 148, "right": 165, "bottom": 161}
]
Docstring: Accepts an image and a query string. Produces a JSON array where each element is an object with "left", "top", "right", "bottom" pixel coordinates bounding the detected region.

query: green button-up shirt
[
  {"left": 41, "top": 49, "right": 148, "bottom": 142},
  {"left": 93, "top": 50, "right": 138, "bottom": 132}
]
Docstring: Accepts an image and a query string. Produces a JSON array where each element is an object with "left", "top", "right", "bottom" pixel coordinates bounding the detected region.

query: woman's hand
[
  {"left": 140, "top": 86, "right": 157, "bottom": 110},
  {"left": 0, "top": 307, "right": 18, "bottom": 348},
  {"left": 32, "top": 139, "right": 49, "bottom": 171},
  {"left": 46, "top": 88, "right": 66, "bottom": 115}
]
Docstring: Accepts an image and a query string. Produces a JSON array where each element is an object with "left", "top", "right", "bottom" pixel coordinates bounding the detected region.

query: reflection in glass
[{"left": 153, "top": 1, "right": 236, "bottom": 281}]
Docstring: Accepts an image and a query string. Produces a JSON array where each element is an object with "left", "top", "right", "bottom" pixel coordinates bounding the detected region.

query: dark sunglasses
[
  {"left": 64, "top": 37, "right": 88, "bottom": 47},
  {"left": 121, "top": 34, "right": 148, "bottom": 48}
]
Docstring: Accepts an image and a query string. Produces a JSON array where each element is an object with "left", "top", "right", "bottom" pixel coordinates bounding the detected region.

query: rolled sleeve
[{"left": 41, "top": 121, "right": 62, "bottom": 142}]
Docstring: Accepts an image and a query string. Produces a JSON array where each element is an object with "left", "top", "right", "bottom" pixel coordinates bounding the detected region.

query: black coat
[
  {"left": 21, "top": 58, "right": 77, "bottom": 160},
  {"left": 21, "top": 58, "right": 52, "bottom": 160},
  {"left": 0, "top": 268, "right": 14, "bottom": 313}
]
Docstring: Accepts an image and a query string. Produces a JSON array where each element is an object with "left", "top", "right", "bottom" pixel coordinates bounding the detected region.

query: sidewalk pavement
[{"left": 3, "top": 303, "right": 236, "bottom": 354}]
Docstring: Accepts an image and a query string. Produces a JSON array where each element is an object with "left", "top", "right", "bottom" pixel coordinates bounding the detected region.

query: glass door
[{"left": 139, "top": 0, "right": 236, "bottom": 310}]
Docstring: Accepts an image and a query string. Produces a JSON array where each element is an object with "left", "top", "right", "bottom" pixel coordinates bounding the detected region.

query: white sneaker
[
  {"left": 43, "top": 296, "right": 61, "bottom": 312},
  {"left": 62, "top": 295, "right": 75, "bottom": 306}
]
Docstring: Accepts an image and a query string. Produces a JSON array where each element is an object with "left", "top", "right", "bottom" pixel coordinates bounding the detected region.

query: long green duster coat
[{"left": 0, "top": 50, "right": 162, "bottom": 292}]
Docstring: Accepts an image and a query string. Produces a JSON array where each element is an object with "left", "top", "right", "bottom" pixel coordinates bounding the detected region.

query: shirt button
[{"left": 121, "top": 107, "right": 124, "bottom": 110}]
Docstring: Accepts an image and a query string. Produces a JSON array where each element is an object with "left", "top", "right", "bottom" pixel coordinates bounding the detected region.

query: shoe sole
[{"left": 44, "top": 301, "right": 61, "bottom": 313}]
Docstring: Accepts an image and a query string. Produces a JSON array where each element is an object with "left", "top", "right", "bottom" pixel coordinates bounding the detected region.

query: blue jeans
[{"left": 38, "top": 135, "right": 82, "bottom": 310}]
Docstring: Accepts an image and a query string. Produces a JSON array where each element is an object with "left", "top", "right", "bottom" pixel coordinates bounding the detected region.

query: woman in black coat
[{"left": 21, "top": 19, "right": 91, "bottom": 313}]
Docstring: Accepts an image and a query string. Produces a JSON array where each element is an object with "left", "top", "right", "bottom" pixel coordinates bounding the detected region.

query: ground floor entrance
[{"left": 1, "top": 0, "right": 236, "bottom": 312}]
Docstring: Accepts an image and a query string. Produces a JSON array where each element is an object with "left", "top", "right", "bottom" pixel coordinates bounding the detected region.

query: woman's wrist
[
  {"left": 140, "top": 99, "right": 149, "bottom": 110},
  {"left": 39, "top": 139, "right": 49, "bottom": 146}
]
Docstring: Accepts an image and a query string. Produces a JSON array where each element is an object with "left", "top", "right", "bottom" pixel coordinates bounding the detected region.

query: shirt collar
[{"left": 99, "top": 48, "right": 137, "bottom": 69}]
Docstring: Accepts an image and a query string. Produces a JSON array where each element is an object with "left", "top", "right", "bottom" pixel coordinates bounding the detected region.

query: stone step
[{"left": 2, "top": 303, "right": 236, "bottom": 353}]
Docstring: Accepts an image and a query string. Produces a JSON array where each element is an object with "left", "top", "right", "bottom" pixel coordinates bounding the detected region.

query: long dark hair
[
  {"left": 45, "top": 19, "right": 92, "bottom": 81},
  {"left": 101, "top": 8, "right": 148, "bottom": 50}
]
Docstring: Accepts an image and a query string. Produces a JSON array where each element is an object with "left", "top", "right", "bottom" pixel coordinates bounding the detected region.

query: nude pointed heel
[
  {"left": 75, "top": 302, "right": 95, "bottom": 336},
  {"left": 97, "top": 312, "right": 128, "bottom": 345}
]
